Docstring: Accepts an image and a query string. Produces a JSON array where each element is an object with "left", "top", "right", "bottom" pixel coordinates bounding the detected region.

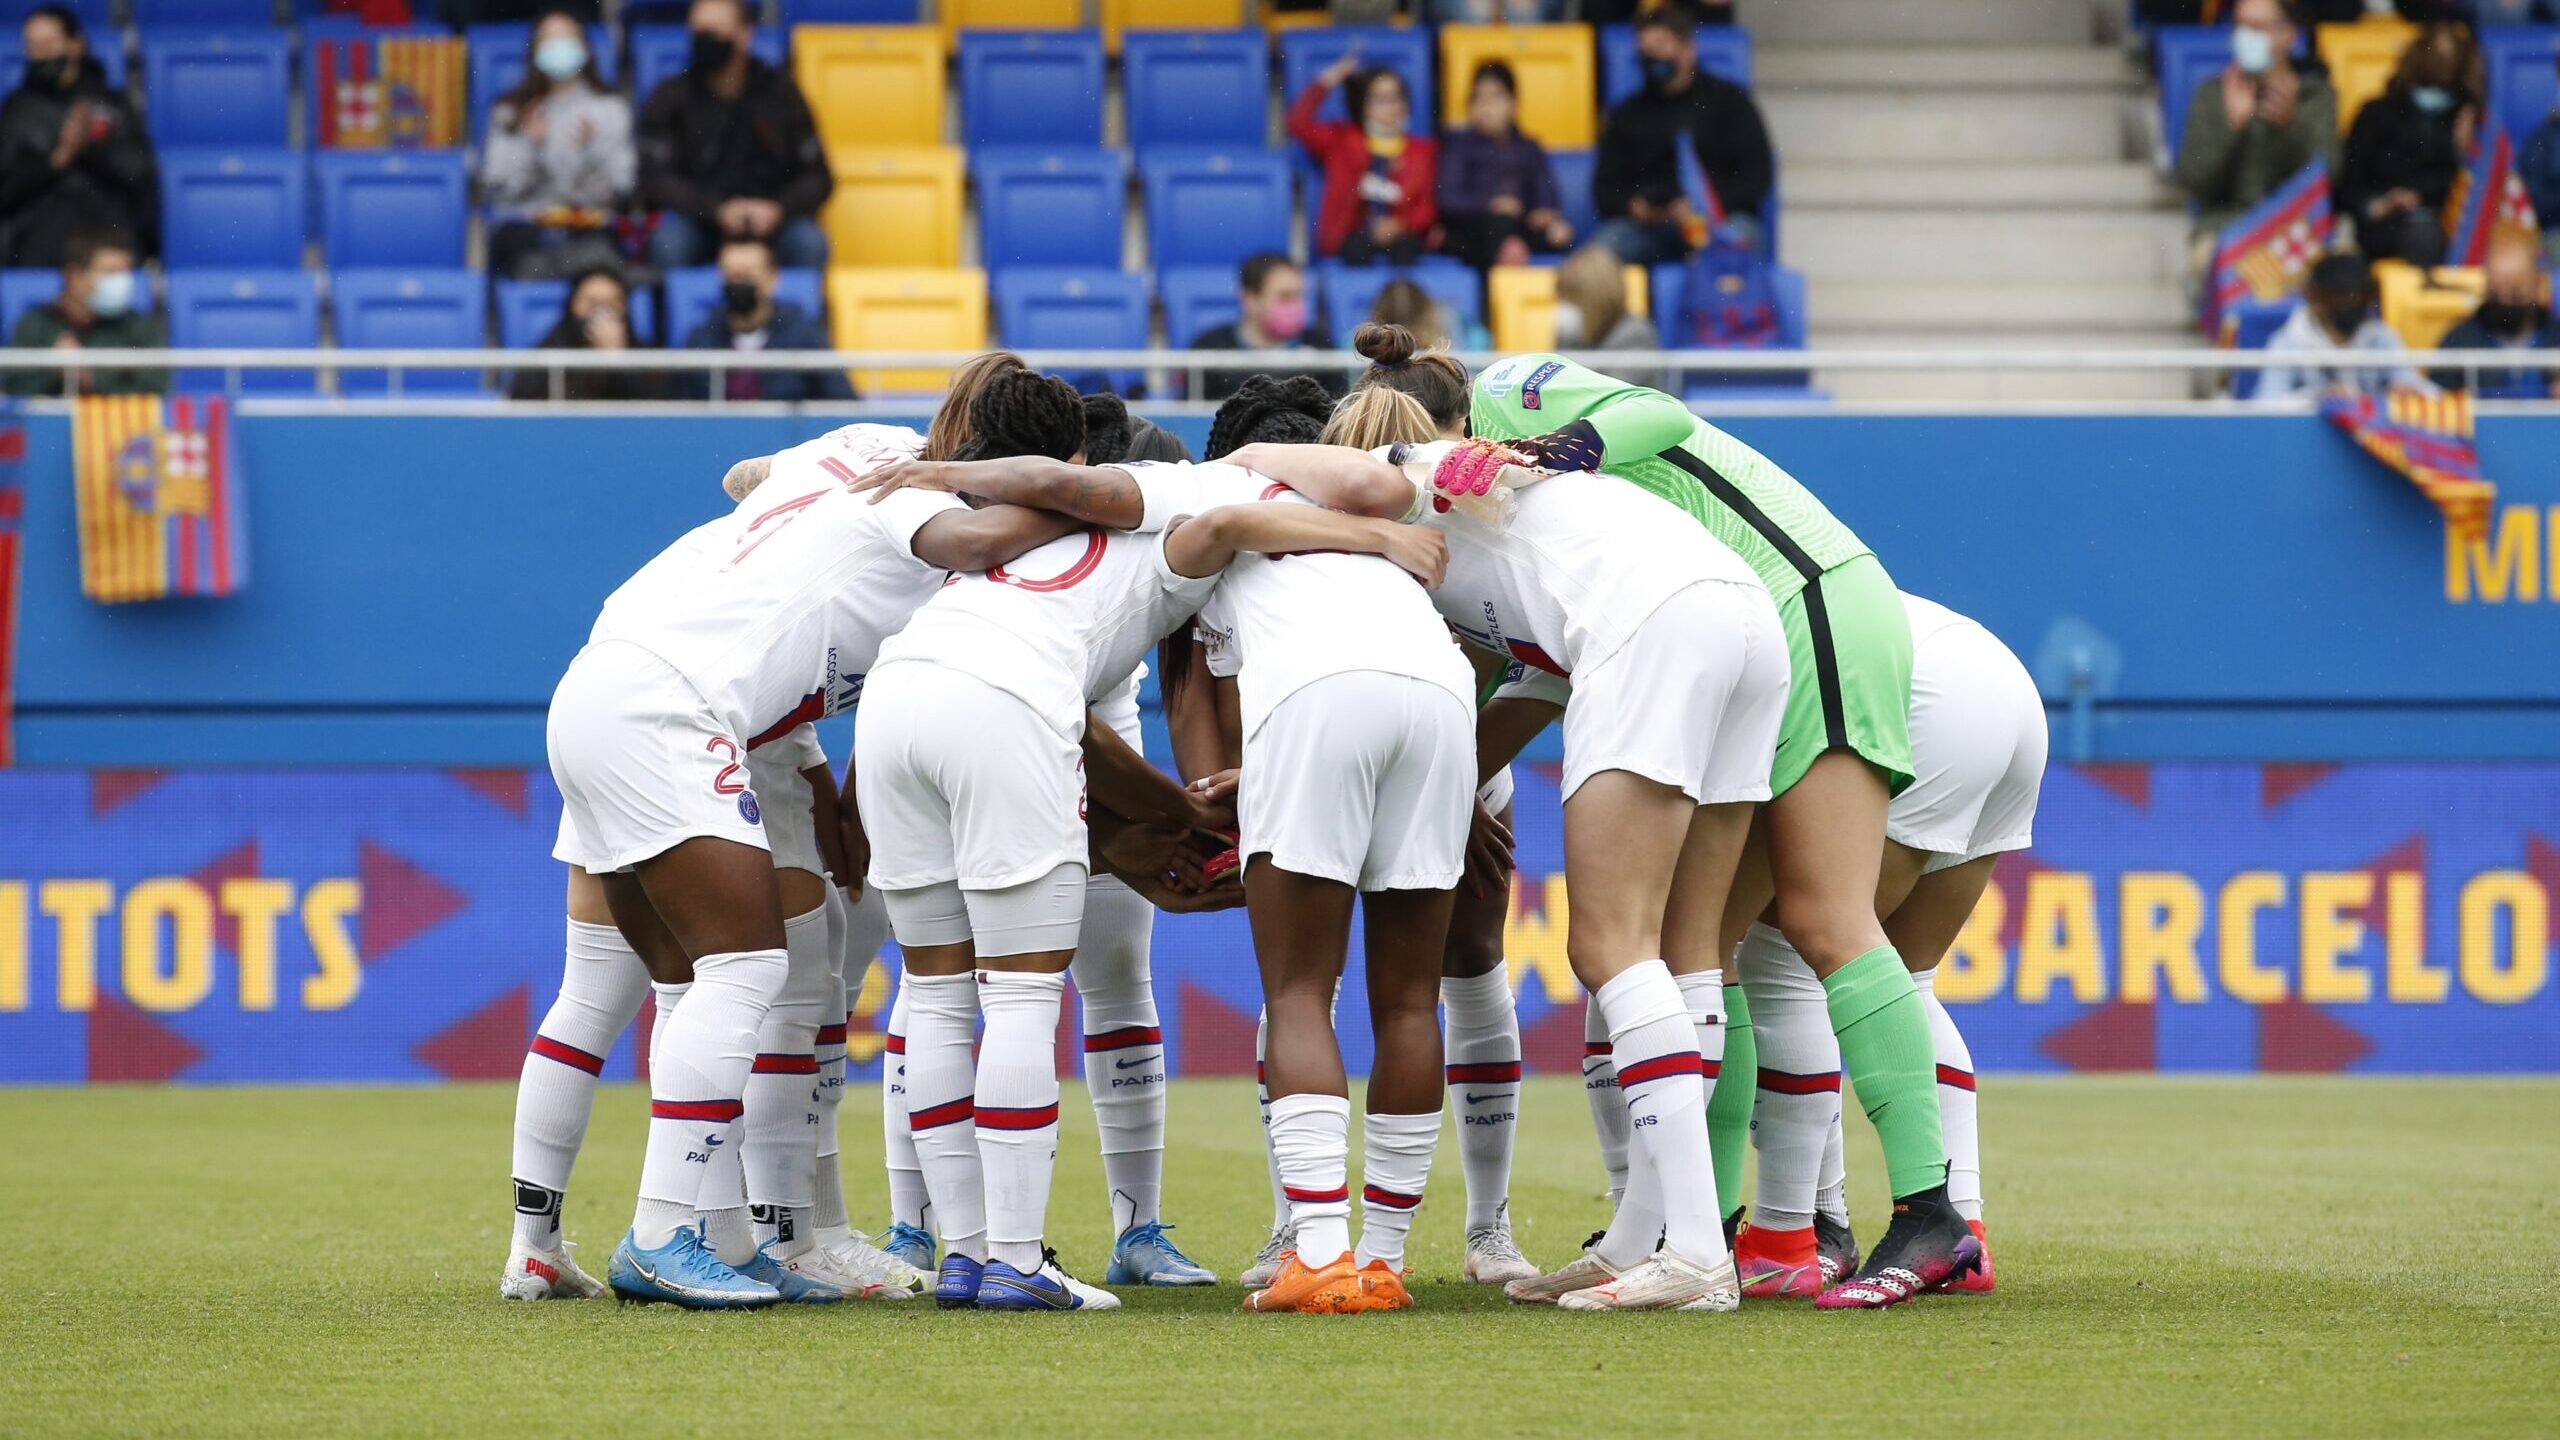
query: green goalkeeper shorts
[{"left": 1769, "top": 551, "right": 1915, "bottom": 798}]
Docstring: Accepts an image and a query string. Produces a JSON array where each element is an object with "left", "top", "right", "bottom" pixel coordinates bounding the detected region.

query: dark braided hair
[
  {"left": 953, "top": 369, "right": 1085, "bottom": 462},
  {"left": 1204, "top": 374, "right": 1334, "bottom": 460},
  {"left": 1079, "top": 392, "right": 1135, "bottom": 466}
]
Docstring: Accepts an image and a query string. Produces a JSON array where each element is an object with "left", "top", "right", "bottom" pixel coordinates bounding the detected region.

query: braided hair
[
  {"left": 1204, "top": 373, "right": 1334, "bottom": 460},
  {"left": 1079, "top": 392, "right": 1135, "bottom": 466},
  {"left": 953, "top": 369, "right": 1085, "bottom": 462}
]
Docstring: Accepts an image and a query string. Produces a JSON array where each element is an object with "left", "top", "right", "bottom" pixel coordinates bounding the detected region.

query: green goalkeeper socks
[
  {"left": 1823, "top": 946, "right": 1950, "bottom": 1200},
  {"left": 1707, "top": 980, "right": 1755, "bottom": 1220}
]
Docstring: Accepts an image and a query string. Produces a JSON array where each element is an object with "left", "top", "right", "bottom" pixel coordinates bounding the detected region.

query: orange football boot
[
  {"left": 1336, "top": 1259, "right": 1414, "bottom": 1312},
  {"left": 1244, "top": 1252, "right": 1363, "bottom": 1313},
  {"left": 1947, "top": 1219, "right": 1996, "bottom": 1293}
]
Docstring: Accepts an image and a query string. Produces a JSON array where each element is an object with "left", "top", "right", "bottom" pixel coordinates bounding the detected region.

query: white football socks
[
  {"left": 1440, "top": 968, "right": 1522, "bottom": 1231},
  {"left": 512, "top": 917, "right": 649, "bottom": 1247},
  {"left": 902, "top": 971, "right": 985, "bottom": 1261},
  {"left": 1581, "top": 994, "right": 1631, "bottom": 1205},
  {"left": 1073, "top": 881, "right": 1164, "bottom": 1236},
  {"left": 1594, "top": 961, "right": 1725, "bottom": 1268},
  {"left": 1355, "top": 1109, "right": 1441, "bottom": 1269},
  {"left": 975, "top": 970, "right": 1066, "bottom": 1273},
  {"left": 1740, "top": 923, "right": 1843, "bottom": 1232},
  {"left": 1915, "top": 965, "right": 1984, "bottom": 1221},
  {"left": 1255, "top": 1012, "right": 1288, "bottom": 1233},
  {"left": 1268, "top": 1092, "right": 1353, "bottom": 1268},
  {"left": 631, "top": 947, "right": 786, "bottom": 1248},
  {"left": 882, "top": 969, "right": 931, "bottom": 1234},
  {"left": 811, "top": 890, "right": 861, "bottom": 1247},
  {"left": 745, "top": 901, "right": 831, "bottom": 1259}
]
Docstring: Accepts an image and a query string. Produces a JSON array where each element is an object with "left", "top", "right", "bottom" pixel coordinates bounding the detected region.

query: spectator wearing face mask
[
  {"left": 1591, "top": 0, "right": 1774, "bottom": 264},
  {"left": 2254, "top": 251, "right": 2435, "bottom": 403},
  {"left": 2175, "top": 0, "right": 2336, "bottom": 280},
  {"left": 2520, "top": 53, "right": 2560, "bottom": 260},
  {"left": 0, "top": 5, "right": 156, "bottom": 269},
  {"left": 2427, "top": 229, "right": 2560, "bottom": 398},
  {"left": 1439, "top": 61, "right": 1575, "bottom": 270},
  {"left": 1291, "top": 57, "right": 1439, "bottom": 265},
  {"left": 482, "top": 7, "right": 637, "bottom": 280},
  {"left": 2337, "top": 22, "right": 2481, "bottom": 268},
  {"left": 1185, "top": 252, "right": 1339, "bottom": 401},
  {"left": 675, "top": 235, "right": 853, "bottom": 402},
  {"left": 507, "top": 266, "right": 672, "bottom": 402},
  {"left": 6, "top": 226, "right": 163, "bottom": 397},
  {"left": 639, "top": 0, "right": 833, "bottom": 272}
]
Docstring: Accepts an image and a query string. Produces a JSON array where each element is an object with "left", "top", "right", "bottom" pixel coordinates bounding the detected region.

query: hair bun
[{"left": 1353, "top": 321, "right": 1418, "bottom": 369}]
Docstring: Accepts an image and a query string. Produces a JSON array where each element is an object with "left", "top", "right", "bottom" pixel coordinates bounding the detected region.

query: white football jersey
[
  {"left": 1425, "top": 469, "right": 1764, "bottom": 679},
  {"left": 1122, "top": 460, "right": 1471, "bottom": 739},
  {"left": 583, "top": 424, "right": 960, "bottom": 749}
]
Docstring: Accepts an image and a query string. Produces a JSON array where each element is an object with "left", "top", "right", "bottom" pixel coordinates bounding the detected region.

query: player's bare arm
[
  {"left": 1084, "top": 709, "right": 1225, "bottom": 832},
  {"left": 848, "top": 456, "right": 1147, "bottom": 529},
  {"left": 1162, "top": 504, "right": 1447, "bottom": 586},
  {"left": 908, "top": 503, "right": 1084, "bottom": 573}
]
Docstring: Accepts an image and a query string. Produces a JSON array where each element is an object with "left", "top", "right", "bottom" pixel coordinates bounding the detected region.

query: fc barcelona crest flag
[
  {"left": 312, "top": 35, "right": 465, "bottom": 149},
  {"left": 2203, "top": 158, "right": 2331, "bottom": 337},
  {"left": 72, "top": 394, "right": 250, "bottom": 604},
  {"left": 2318, "top": 385, "right": 2497, "bottom": 541}
]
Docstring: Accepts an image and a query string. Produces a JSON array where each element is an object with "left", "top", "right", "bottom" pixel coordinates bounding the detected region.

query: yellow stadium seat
[
  {"left": 1487, "top": 263, "right": 1648, "bottom": 352},
  {"left": 1262, "top": 6, "right": 1332, "bottom": 32},
  {"left": 1440, "top": 25, "right": 1596, "bottom": 149},
  {"left": 828, "top": 267, "right": 988, "bottom": 394},
  {"left": 2374, "top": 259, "right": 2483, "bottom": 350},
  {"left": 942, "top": 0, "right": 1080, "bottom": 36},
  {"left": 821, "top": 146, "right": 964, "bottom": 268},
  {"left": 1103, "top": 0, "right": 1249, "bottom": 48},
  {"left": 2316, "top": 17, "right": 2418, "bottom": 134},
  {"left": 794, "top": 26, "right": 946, "bottom": 150}
]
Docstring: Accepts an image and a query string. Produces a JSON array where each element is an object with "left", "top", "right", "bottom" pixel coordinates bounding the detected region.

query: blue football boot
[
  {"left": 880, "top": 1220, "right": 938, "bottom": 1275},
  {"left": 935, "top": 1253, "right": 984, "bottom": 1309},
  {"left": 976, "top": 1249, "right": 1120, "bottom": 1312},
  {"left": 1105, "top": 1220, "right": 1218, "bottom": 1287},
  {"left": 608, "top": 1225, "right": 782, "bottom": 1310}
]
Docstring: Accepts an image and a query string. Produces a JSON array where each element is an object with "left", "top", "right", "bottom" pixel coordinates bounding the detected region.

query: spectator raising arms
[
  {"left": 2255, "top": 251, "right": 2434, "bottom": 403},
  {"left": 640, "top": 0, "right": 833, "bottom": 271},
  {"left": 676, "top": 235, "right": 851, "bottom": 402},
  {"left": 2428, "top": 229, "right": 2560, "bottom": 399},
  {"left": 1552, "top": 243, "right": 1663, "bottom": 392},
  {"left": 1439, "top": 61, "right": 1574, "bottom": 269},
  {"left": 1186, "top": 252, "right": 1337, "bottom": 400},
  {"left": 5, "top": 226, "right": 163, "bottom": 397},
  {"left": 506, "top": 266, "right": 671, "bottom": 402},
  {"left": 1291, "top": 55, "right": 1439, "bottom": 265},
  {"left": 2175, "top": 0, "right": 2336, "bottom": 277},
  {"left": 0, "top": 5, "right": 156, "bottom": 269},
  {"left": 2337, "top": 22, "right": 2480, "bottom": 267},
  {"left": 483, "top": 7, "right": 637, "bottom": 280},
  {"left": 1592, "top": 0, "right": 1774, "bottom": 264}
]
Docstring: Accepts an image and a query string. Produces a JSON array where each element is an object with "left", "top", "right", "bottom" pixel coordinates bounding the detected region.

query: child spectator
[
  {"left": 5, "top": 226, "right": 163, "bottom": 396},
  {"left": 2337, "top": 22, "right": 2480, "bottom": 267},
  {"left": 1186, "top": 252, "right": 1338, "bottom": 400},
  {"left": 2175, "top": 0, "right": 2337, "bottom": 281},
  {"left": 2255, "top": 252, "right": 2434, "bottom": 402},
  {"left": 1552, "top": 243, "right": 1662, "bottom": 392},
  {"left": 0, "top": 5, "right": 155, "bottom": 269},
  {"left": 506, "top": 266, "right": 671, "bottom": 402},
  {"left": 482, "top": 7, "right": 636, "bottom": 280},
  {"left": 2427, "top": 229, "right": 2560, "bottom": 398},
  {"left": 639, "top": 0, "right": 833, "bottom": 271},
  {"left": 1439, "top": 61, "right": 1574, "bottom": 270},
  {"left": 1365, "top": 276, "right": 1453, "bottom": 350},
  {"left": 1591, "top": 0, "right": 1773, "bottom": 263},
  {"left": 1290, "top": 57, "right": 1438, "bottom": 265}
]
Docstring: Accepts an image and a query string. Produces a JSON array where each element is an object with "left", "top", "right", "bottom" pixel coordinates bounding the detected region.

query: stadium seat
[
  {"left": 0, "top": 268, "right": 65, "bottom": 339},
  {"left": 139, "top": 29, "right": 290, "bottom": 147},
  {"left": 1122, "top": 30, "right": 1269, "bottom": 152},
  {"left": 468, "top": 22, "right": 616, "bottom": 144},
  {"left": 1142, "top": 148, "right": 1293, "bottom": 270},
  {"left": 130, "top": 0, "right": 270, "bottom": 24},
  {"left": 821, "top": 145, "right": 965, "bottom": 268},
  {"left": 2483, "top": 26, "right": 2560, "bottom": 142},
  {"left": 1440, "top": 25, "right": 1597, "bottom": 150},
  {"left": 2154, "top": 25, "right": 2233, "bottom": 163},
  {"left": 330, "top": 269, "right": 490, "bottom": 397},
  {"left": 1315, "top": 261, "right": 1483, "bottom": 342},
  {"left": 1599, "top": 23, "right": 1751, "bottom": 108},
  {"left": 782, "top": 0, "right": 921, "bottom": 23},
  {"left": 958, "top": 31, "right": 1104, "bottom": 151},
  {"left": 0, "top": 33, "right": 127, "bottom": 92},
  {"left": 794, "top": 25, "right": 945, "bottom": 148},
  {"left": 1157, "top": 263, "right": 1239, "bottom": 348},
  {"left": 663, "top": 265, "right": 821, "bottom": 343},
  {"left": 2318, "top": 17, "right": 2419, "bottom": 133},
  {"left": 1280, "top": 26, "right": 1434, "bottom": 127},
  {"left": 1101, "top": 0, "right": 1248, "bottom": 51},
  {"left": 975, "top": 146, "right": 1128, "bottom": 273},
  {"left": 1650, "top": 260, "right": 1808, "bottom": 351},
  {"left": 939, "top": 0, "right": 1081, "bottom": 35},
  {"left": 1487, "top": 262, "right": 1647, "bottom": 352},
  {"left": 1548, "top": 148, "right": 1597, "bottom": 243},
  {"left": 158, "top": 148, "right": 305, "bottom": 269},
  {"left": 2222, "top": 296, "right": 2297, "bottom": 400},
  {"left": 2376, "top": 260, "right": 2485, "bottom": 349},
  {"left": 992, "top": 267, "right": 1150, "bottom": 394},
  {"left": 165, "top": 268, "right": 320, "bottom": 395},
  {"left": 630, "top": 24, "right": 788, "bottom": 105},
  {"left": 314, "top": 150, "right": 469, "bottom": 271},
  {"left": 825, "top": 266, "right": 988, "bottom": 393}
]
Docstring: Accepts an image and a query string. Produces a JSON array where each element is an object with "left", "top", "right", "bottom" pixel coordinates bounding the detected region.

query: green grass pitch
[{"left": 5, "top": 1077, "right": 2555, "bottom": 1438}]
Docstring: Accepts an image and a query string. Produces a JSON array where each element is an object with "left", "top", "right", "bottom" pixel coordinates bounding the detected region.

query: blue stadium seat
[
  {"left": 315, "top": 149, "right": 469, "bottom": 270},
  {"left": 1280, "top": 26, "right": 1432, "bottom": 128},
  {"left": 139, "top": 29, "right": 291, "bottom": 146},
  {"left": 1314, "top": 261, "right": 1483, "bottom": 342},
  {"left": 330, "top": 269, "right": 490, "bottom": 397},
  {"left": 159, "top": 148, "right": 305, "bottom": 269},
  {"left": 1548, "top": 148, "right": 1597, "bottom": 244},
  {"left": 1157, "top": 263, "right": 1238, "bottom": 348},
  {"left": 958, "top": 31, "right": 1103, "bottom": 151},
  {"left": 0, "top": 268, "right": 66, "bottom": 339},
  {"left": 1122, "top": 30, "right": 1268, "bottom": 153},
  {"left": 1600, "top": 24, "right": 1752, "bottom": 109},
  {"left": 495, "top": 277, "right": 661, "bottom": 348},
  {"left": 467, "top": 21, "right": 616, "bottom": 143},
  {"left": 0, "top": 33, "right": 127, "bottom": 93},
  {"left": 1652, "top": 258, "right": 1810, "bottom": 393},
  {"left": 992, "top": 267, "right": 1149, "bottom": 395},
  {"left": 2224, "top": 296, "right": 2299, "bottom": 400},
  {"left": 166, "top": 268, "right": 320, "bottom": 395},
  {"left": 2484, "top": 25, "right": 2560, "bottom": 142},
  {"left": 631, "top": 23, "right": 786, "bottom": 103},
  {"left": 778, "top": 0, "right": 921, "bottom": 22},
  {"left": 131, "top": 0, "right": 273, "bottom": 25},
  {"left": 975, "top": 146, "right": 1127, "bottom": 273},
  {"left": 2155, "top": 25, "right": 2233, "bottom": 163},
  {"left": 662, "top": 266, "right": 822, "bottom": 343},
  {"left": 1142, "top": 147, "right": 1292, "bottom": 270}
]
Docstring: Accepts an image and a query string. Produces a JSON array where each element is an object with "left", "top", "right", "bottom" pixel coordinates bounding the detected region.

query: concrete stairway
[{"left": 1750, "top": 0, "right": 2204, "bottom": 403}]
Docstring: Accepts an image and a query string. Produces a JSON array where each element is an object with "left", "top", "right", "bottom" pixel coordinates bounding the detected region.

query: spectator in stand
[
  {"left": 675, "top": 235, "right": 851, "bottom": 402},
  {"left": 1552, "top": 243, "right": 1662, "bottom": 392},
  {"left": 2521, "top": 53, "right": 2560, "bottom": 265},
  {"left": 1366, "top": 277, "right": 1453, "bottom": 351},
  {"left": 482, "top": 8, "right": 636, "bottom": 280},
  {"left": 639, "top": 0, "right": 833, "bottom": 271},
  {"left": 1439, "top": 61, "right": 1575, "bottom": 270},
  {"left": 2428, "top": 229, "right": 2560, "bottom": 398},
  {"left": 1291, "top": 56, "right": 1438, "bottom": 266},
  {"left": 5, "top": 227, "right": 162, "bottom": 397},
  {"left": 2255, "top": 252, "right": 2434, "bottom": 402},
  {"left": 506, "top": 266, "right": 671, "bottom": 402},
  {"left": 1185, "top": 252, "right": 1337, "bottom": 401},
  {"left": 2337, "top": 22, "right": 2481, "bottom": 268},
  {"left": 1591, "top": 0, "right": 1774, "bottom": 264},
  {"left": 0, "top": 6, "right": 155, "bottom": 269},
  {"left": 2175, "top": 0, "right": 2336, "bottom": 280}
]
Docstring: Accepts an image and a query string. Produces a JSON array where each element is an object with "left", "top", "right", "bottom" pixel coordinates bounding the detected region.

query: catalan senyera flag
[
  {"left": 312, "top": 34, "right": 466, "bottom": 149},
  {"left": 2441, "top": 129, "right": 2540, "bottom": 268},
  {"left": 72, "top": 394, "right": 250, "bottom": 604},
  {"left": 0, "top": 401, "right": 24, "bottom": 765},
  {"left": 2319, "top": 385, "right": 2497, "bottom": 541},
  {"left": 2204, "top": 158, "right": 2332, "bottom": 338}
]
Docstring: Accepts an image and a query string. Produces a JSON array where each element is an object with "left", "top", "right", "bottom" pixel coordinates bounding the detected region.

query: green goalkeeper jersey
[{"left": 1469, "top": 353, "right": 1871, "bottom": 606}]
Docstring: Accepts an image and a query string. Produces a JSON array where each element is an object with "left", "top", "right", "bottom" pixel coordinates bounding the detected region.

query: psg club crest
[{"left": 738, "top": 790, "right": 762, "bottom": 825}]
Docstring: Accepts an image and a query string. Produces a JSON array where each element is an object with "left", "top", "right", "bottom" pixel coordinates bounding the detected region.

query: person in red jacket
[{"left": 1290, "top": 56, "right": 1439, "bottom": 265}]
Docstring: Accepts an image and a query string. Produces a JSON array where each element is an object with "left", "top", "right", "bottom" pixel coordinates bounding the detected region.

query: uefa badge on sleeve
[{"left": 739, "top": 790, "right": 762, "bottom": 825}]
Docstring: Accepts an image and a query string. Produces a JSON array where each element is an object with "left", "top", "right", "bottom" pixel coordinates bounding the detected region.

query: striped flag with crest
[
  {"left": 0, "top": 401, "right": 23, "bottom": 764},
  {"left": 1674, "top": 129, "right": 1727, "bottom": 250},
  {"left": 2318, "top": 385, "right": 2497, "bottom": 541},
  {"left": 312, "top": 33, "right": 466, "bottom": 148},
  {"left": 2204, "top": 158, "right": 2331, "bottom": 338},
  {"left": 2441, "top": 129, "right": 2539, "bottom": 268},
  {"left": 72, "top": 394, "right": 251, "bottom": 604}
]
